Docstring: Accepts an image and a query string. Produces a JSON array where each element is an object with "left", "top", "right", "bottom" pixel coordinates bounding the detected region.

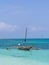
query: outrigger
[{"left": 17, "top": 28, "right": 32, "bottom": 51}]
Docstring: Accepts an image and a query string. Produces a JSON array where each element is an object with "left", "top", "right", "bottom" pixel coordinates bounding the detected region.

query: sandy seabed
[{"left": 0, "top": 55, "right": 48, "bottom": 65}]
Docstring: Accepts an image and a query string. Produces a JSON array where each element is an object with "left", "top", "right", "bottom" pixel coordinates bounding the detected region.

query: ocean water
[
  {"left": 0, "top": 39, "right": 49, "bottom": 65},
  {"left": 0, "top": 39, "right": 49, "bottom": 49}
]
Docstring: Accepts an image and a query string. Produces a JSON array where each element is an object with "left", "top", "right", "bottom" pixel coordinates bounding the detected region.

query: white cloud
[
  {"left": 27, "top": 26, "right": 44, "bottom": 32},
  {"left": 0, "top": 22, "right": 18, "bottom": 32},
  {"left": 31, "top": 27, "right": 37, "bottom": 31},
  {"left": 31, "top": 26, "right": 43, "bottom": 31}
]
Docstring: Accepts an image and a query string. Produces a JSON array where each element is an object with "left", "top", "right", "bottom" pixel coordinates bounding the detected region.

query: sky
[{"left": 0, "top": 0, "right": 49, "bottom": 38}]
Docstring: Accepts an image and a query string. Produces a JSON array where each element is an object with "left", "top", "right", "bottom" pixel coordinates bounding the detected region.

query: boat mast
[{"left": 24, "top": 27, "right": 27, "bottom": 46}]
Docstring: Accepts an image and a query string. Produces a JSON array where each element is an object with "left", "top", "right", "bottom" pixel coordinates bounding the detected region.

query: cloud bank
[
  {"left": 27, "top": 25, "right": 45, "bottom": 32},
  {"left": 31, "top": 26, "right": 42, "bottom": 31},
  {"left": 0, "top": 22, "right": 17, "bottom": 32}
]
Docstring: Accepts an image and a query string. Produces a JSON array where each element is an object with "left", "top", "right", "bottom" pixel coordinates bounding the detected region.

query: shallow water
[
  {"left": 0, "top": 39, "right": 49, "bottom": 65},
  {"left": 0, "top": 49, "right": 49, "bottom": 65}
]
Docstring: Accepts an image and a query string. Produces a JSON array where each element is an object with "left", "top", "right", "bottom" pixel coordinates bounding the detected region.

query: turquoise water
[
  {"left": 0, "top": 39, "right": 49, "bottom": 65},
  {"left": 0, "top": 49, "right": 49, "bottom": 65},
  {"left": 0, "top": 39, "right": 49, "bottom": 49}
]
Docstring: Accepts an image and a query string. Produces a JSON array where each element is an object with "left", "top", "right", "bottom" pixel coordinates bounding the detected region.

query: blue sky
[{"left": 0, "top": 0, "right": 49, "bottom": 38}]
